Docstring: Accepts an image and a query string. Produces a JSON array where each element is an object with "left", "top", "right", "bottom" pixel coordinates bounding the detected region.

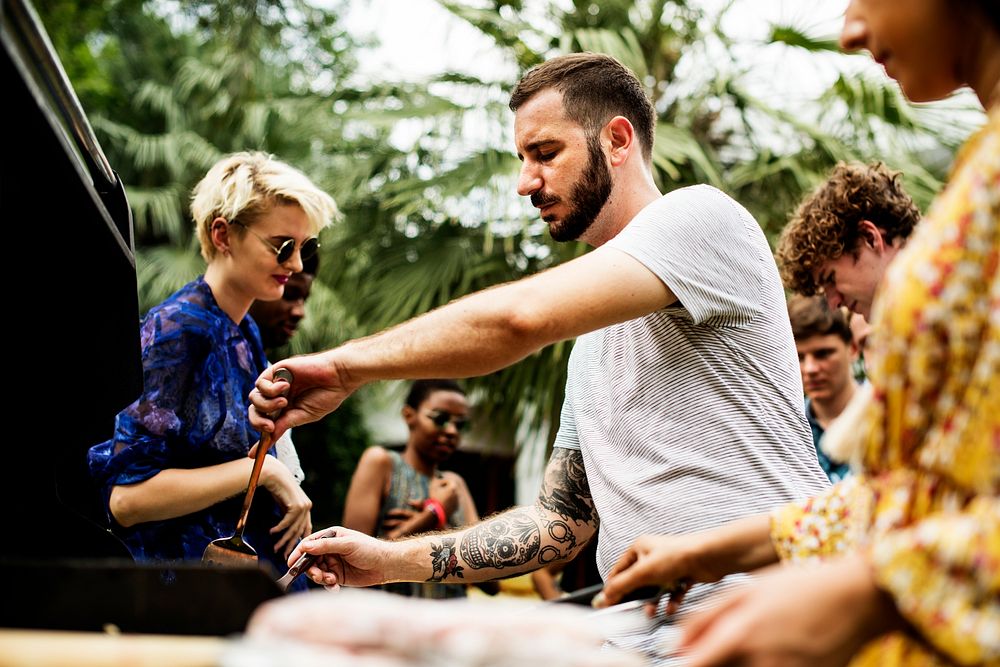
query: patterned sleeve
[
  {"left": 770, "top": 475, "right": 873, "bottom": 563},
  {"left": 870, "top": 497, "right": 1000, "bottom": 664},
  {"left": 91, "top": 307, "right": 219, "bottom": 488}
]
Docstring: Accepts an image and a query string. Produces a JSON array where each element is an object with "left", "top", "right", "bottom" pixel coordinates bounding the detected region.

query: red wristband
[{"left": 422, "top": 498, "right": 447, "bottom": 530}]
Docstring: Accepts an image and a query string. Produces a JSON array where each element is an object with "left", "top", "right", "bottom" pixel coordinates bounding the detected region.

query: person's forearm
[
  {"left": 384, "top": 504, "right": 595, "bottom": 585},
  {"left": 109, "top": 458, "right": 256, "bottom": 527},
  {"left": 333, "top": 283, "right": 559, "bottom": 389},
  {"left": 701, "top": 513, "right": 777, "bottom": 578},
  {"left": 386, "top": 448, "right": 598, "bottom": 582},
  {"left": 531, "top": 569, "right": 564, "bottom": 600},
  {"left": 332, "top": 249, "right": 674, "bottom": 388}
]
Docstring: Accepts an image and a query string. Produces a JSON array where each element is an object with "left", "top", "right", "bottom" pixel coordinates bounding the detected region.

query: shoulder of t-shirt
[{"left": 637, "top": 184, "right": 751, "bottom": 233}]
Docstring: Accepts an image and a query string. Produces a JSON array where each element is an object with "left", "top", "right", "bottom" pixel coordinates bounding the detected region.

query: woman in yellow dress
[{"left": 598, "top": 0, "right": 999, "bottom": 664}]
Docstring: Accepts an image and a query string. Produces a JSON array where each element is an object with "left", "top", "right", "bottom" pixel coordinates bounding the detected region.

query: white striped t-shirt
[{"left": 553, "top": 185, "right": 829, "bottom": 660}]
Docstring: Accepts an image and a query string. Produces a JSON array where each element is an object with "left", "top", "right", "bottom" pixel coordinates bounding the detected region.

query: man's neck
[
  {"left": 810, "top": 383, "right": 857, "bottom": 430},
  {"left": 587, "top": 168, "right": 662, "bottom": 247}
]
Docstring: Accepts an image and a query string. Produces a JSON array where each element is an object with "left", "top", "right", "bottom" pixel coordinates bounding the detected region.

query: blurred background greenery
[{"left": 35, "top": 0, "right": 983, "bottom": 525}]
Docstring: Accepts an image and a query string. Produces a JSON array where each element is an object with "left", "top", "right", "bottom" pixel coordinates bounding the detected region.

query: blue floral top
[{"left": 89, "top": 277, "right": 304, "bottom": 588}]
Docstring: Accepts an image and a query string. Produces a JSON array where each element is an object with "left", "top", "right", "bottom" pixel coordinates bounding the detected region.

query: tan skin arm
[
  {"left": 288, "top": 448, "right": 598, "bottom": 588},
  {"left": 449, "top": 472, "right": 479, "bottom": 525},
  {"left": 250, "top": 247, "right": 676, "bottom": 440},
  {"left": 110, "top": 455, "right": 295, "bottom": 527},
  {"left": 110, "top": 454, "right": 311, "bottom": 558},
  {"left": 598, "top": 514, "right": 777, "bottom": 609},
  {"left": 531, "top": 563, "right": 566, "bottom": 601}
]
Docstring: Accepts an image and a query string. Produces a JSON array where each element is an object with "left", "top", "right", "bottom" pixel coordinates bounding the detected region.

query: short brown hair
[
  {"left": 787, "top": 295, "right": 852, "bottom": 344},
  {"left": 509, "top": 53, "right": 656, "bottom": 162},
  {"left": 776, "top": 162, "right": 920, "bottom": 295}
]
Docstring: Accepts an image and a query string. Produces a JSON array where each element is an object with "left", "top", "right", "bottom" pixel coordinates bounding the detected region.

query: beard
[{"left": 533, "top": 134, "right": 613, "bottom": 242}]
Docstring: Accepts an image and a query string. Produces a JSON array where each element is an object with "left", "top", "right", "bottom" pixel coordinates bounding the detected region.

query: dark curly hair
[{"left": 776, "top": 162, "right": 920, "bottom": 295}]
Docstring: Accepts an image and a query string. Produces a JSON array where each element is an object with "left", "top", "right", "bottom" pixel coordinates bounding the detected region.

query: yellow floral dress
[{"left": 771, "top": 106, "right": 999, "bottom": 666}]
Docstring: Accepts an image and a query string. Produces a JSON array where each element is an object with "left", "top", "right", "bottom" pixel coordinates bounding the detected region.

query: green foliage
[
  {"left": 38, "top": 0, "right": 984, "bottom": 464},
  {"left": 35, "top": 0, "right": 373, "bottom": 503}
]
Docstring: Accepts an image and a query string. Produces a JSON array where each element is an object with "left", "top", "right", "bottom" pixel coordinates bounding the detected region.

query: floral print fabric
[{"left": 771, "top": 108, "right": 1000, "bottom": 665}]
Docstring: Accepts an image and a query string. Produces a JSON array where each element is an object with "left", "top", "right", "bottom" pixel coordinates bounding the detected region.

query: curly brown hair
[{"left": 775, "top": 162, "right": 920, "bottom": 295}]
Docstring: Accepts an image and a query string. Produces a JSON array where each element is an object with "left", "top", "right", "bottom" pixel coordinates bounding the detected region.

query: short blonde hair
[{"left": 191, "top": 151, "right": 340, "bottom": 262}]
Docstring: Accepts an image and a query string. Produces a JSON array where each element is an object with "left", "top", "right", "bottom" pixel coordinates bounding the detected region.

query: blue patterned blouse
[{"left": 89, "top": 277, "right": 304, "bottom": 588}]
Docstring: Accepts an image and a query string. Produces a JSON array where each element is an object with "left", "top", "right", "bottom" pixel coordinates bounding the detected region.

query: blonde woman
[{"left": 89, "top": 152, "right": 338, "bottom": 586}]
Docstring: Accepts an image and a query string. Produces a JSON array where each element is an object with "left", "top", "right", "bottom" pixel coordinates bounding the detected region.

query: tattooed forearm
[
  {"left": 428, "top": 537, "right": 463, "bottom": 582},
  {"left": 434, "top": 452, "right": 595, "bottom": 579},
  {"left": 459, "top": 510, "right": 540, "bottom": 570},
  {"left": 538, "top": 519, "right": 578, "bottom": 563},
  {"left": 537, "top": 448, "right": 594, "bottom": 525}
]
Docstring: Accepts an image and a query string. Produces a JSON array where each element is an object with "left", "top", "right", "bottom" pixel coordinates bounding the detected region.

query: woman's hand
[
  {"left": 260, "top": 455, "right": 313, "bottom": 559},
  {"left": 598, "top": 533, "right": 709, "bottom": 614},
  {"left": 676, "top": 553, "right": 903, "bottom": 666},
  {"left": 428, "top": 477, "right": 459, "bottom": 517},
  {"left": 381, "top": 501, "right": 423, "bottom": 532}
]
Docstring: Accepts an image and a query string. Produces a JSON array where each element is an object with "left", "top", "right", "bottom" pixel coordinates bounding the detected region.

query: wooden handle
[{"left": 233, "top": 368, "right": 294, "bottom": 537}]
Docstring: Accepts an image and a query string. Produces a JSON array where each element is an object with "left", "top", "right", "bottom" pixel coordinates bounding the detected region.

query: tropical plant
[
  {"left": 320, "top": 0, "right": 983, "bottom": 452},
  {"left": 34, "top": 0, "right": 376, "bottom": 524}
]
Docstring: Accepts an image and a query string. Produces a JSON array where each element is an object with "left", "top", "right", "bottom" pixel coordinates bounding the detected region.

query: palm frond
[
  {"left": 135, "top": 243, "right": 204, "bottom": 314},
  {"left": 653, "top": 124, "right": 724, "bottom": 188},
  {"left": 127, "top": 183, "right": 189, "bottom": 243},
  {"left": 766, "top": 24, "right": 840, "bottom": 53},
  {"left": 437, "top": 0, "right": 543, "bottom": 69},
  {"left": 569, "top": 27, "right": 648, "bottom": 80}
]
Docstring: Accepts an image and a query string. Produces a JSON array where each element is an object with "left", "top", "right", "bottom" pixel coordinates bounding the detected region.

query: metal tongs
[
  {"left": 276, "top": 528, "right": 337, "bottom": 591},
  {"left": 551, "top": 579, "right": 691, "bottom": 616}
]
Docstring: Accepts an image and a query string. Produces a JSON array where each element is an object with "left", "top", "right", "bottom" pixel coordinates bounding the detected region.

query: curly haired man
[{"left": 776, "top": 161, "right": 921, "bottom": 320}]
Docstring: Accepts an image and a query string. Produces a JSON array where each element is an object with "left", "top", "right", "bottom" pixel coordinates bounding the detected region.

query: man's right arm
[
  {"left": 250, "top": 246, "right": 675, "bottom": 438},
  {"left": 293, "top": 448, "right": 599, "bottom": 587}
]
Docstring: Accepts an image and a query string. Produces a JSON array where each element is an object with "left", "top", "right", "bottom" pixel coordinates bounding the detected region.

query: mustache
[{"left": 530, "top": 192, "right": 559, "bottom": 208}]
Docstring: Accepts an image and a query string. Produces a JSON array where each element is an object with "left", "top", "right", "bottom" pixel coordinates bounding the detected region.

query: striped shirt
[{"left": 553, "top": 185, "right": 829, "bottom": 660}]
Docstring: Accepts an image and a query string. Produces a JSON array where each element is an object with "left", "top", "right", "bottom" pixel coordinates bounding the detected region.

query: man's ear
[
  {"left": 210, "top": 217, "right": 231, "bottom": 255},
  {"left": 858, "top": 219, "right": 886, "bottom": 253},
  {"left": 604, "top": 116, "right": 637, "bottom": 167}
]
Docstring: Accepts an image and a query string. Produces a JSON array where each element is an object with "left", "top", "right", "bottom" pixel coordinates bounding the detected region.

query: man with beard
[{"left": 251, "top": 53, "right": 828, "bottom": 661}]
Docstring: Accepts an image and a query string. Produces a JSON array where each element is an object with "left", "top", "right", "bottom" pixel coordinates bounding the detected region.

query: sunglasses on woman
[
  {"left": 230, "top": 219, "right": 320, "bottom": 264},
  {"left": 423, "top": 410, "right": 470, "bottom": 433}
]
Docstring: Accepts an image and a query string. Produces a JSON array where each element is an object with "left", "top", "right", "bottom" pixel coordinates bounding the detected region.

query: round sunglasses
[{"left": 230, "top": 219, "right": 319, "bottom": 264}]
